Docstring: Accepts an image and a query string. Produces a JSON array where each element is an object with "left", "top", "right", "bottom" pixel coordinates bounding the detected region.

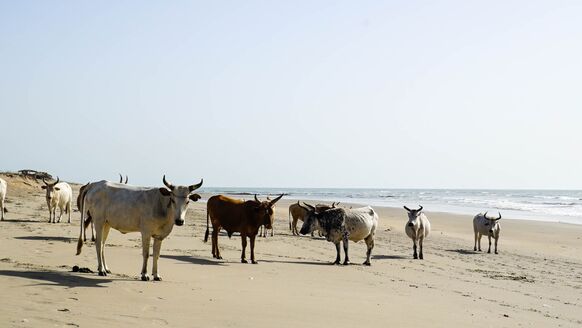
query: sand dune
[{"left": 0, "top": 174, "right": 581, "bottom": 327}]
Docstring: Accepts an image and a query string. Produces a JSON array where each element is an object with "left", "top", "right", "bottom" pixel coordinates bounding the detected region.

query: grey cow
[
  {"left": 473, "top": 212, "right": 501, "bottom": 254},
  {"left": 299, "top": 205, "right": 378, "bottom": 265},
  {"left": 404, "top": 205, "right": 431, "bottom": 259}
]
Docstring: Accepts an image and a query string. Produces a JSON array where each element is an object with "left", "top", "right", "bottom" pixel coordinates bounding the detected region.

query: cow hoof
[
  {"left": 154, "top": 276, "right": 162, "bottom": 281},
  {"left": 98, "top": 271, "right": 107, "bottom": 276},
  {"left": 487, "top": 250, "right": 491, "bottom": 254},
  {"left": 343, "top": 261, "right": 350, "bottom": 266},
  {"left": 495, "top": 251, "right": 498, "bottom": 254},
  {"left": 333, "top": 261, "right": 341, "bottom": 265},
  {"left": 413, "top": 255, "right": 418, "bottom": 259},
  {"left": 141, "top": 275, "right": 150, "bottom": 281},
  {"left": 241, "top": 259, "right": 248, "bottom": 263},
  {"left": 91, "top": 238, "right": 95, "bottom": 242},
  {"left": 251, "top": 260, "right": 258, "bottom": 264},
  {"left": 419, "top": 255, "right": 423, "bottom": 260},
  {"left": 363, "top": 261, "right": 371, "bottom": 266}
]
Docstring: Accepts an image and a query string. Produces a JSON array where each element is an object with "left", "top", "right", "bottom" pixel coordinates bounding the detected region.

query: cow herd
[{"left": 0, "top": 176, "right": 503, "bottom": 281}]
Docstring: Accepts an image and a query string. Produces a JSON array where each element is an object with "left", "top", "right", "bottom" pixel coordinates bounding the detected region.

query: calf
[
  {"left": 404, "top": 205, "right": 431, "bottom": 259},
  {"left": 473, "top": 212, "right": 501, "bottom": 254},
  {"left": 299, "top": 205, "right": 378, "bottom": 265},
  {"left": 205, "top": 194, "right": 283, "bottom": 263},
  {"left": 42, "top": 177, "right": 73, "bottom": 223}
]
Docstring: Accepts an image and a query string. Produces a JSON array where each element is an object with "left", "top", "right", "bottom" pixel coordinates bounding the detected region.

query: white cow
[
  {"left": 299, "top": 204, "right": 378, "bottom": 265},
  {"left": 76, "top": 176, "right": 202, "bottom": 281},
  {"left": 473, "top": 212, "right": 501, "bottom": 254},
  {"left": 0, "top": 178, "right": 7, "bottom": 221},
  {"left": 41, "top": 177, "right": 73, "bottom": 223},
  {"left": 404, "top": 205, "right": 431, "bottom": 260},
  {"left": 77, "top": 175, "right": 130, "bottom": 242}
]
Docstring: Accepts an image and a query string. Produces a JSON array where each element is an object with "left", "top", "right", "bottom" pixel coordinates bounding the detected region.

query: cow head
[
  {"left": 158, "top": 175, "right": 203, "bottom": 226},
  {"left": 483, "top": 211, "right": 501, "bottom": 234},
  {"left": 41, "top": 176, "right": 60, "bottom": 202},
  {"left": 251, "top": 194, "right": 283, "bottom": 229},
  {"left": 404, "top": 205, "right": 424, "bottom": 228},
  {"left": 299, "top": 203, "right": 320, "bottom": 235}
]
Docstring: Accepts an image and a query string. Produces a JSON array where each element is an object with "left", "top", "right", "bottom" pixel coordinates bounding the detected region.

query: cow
[
  {"left": 473, "top": 212, "right": 501, "bottom": 254},
  {"left": 404, "top": 205, "right": 431, "bottom": 260},
  {"left": 288, "top": 201, "right": 338, "bottom": 236},
  {"left": 77, "top": 175, "right": 129, "bottom": 242},
  {"left": 299, "top": 204, "right": 378, "bottom": 265},
  {"left": 41, "top": 177, "right": 73, "bottom": 223},
  {"left": 0, "top": 178, "right": 6, "bottom": 221},
  {"left": 76, "top": 176, "right": 202, "bottom": 281},
  {"left": 205, "top": 194, "right": 283, "bottom": 264}
]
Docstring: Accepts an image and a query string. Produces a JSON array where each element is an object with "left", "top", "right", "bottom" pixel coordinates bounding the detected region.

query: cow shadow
[
  {"left": 0, "top": 270, "right": 113, "bottom": 288},
  {"left": 1, "top": 218, "right": 43, "bottom": 223},
  {"left": 161, "top": 254, "right": 225, "bottom": 266},
  {"left": 14, "top": 236, "right": 76, "bottom": 243},
  {"left": 446, "top": 249, "right": 478, "bottom": 255},
  {"left": 372, "top": 254, "right": 409, "bottom": 260},
  {"left": 262, "top": 259, "right": 336, "bottom": 266}
]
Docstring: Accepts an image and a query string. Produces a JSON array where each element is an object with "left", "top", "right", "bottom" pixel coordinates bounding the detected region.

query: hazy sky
[{"left": 1, "top": 1, "right": 581, "bottom": 189}]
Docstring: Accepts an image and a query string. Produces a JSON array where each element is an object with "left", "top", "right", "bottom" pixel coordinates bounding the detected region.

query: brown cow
[
  {"left": 288, "top": 201, "right": 339, "bottom": 236},
  {"left": 205, "top": 194, "right": 283, "bottom": 264}
]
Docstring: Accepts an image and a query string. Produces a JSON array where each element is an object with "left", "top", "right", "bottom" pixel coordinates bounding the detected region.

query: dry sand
[{"left": 0, "top": 173, "right": 581, "bottom": 327}]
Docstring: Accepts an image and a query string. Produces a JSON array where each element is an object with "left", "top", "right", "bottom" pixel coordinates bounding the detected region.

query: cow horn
[
  {"left": 188, "top": 179, "right": 203, "bottom": 192},
  {"left": 269, "top": 194, "right": 284, "bottom": 206},
  {"left": 125, "top": 175, "right": 128, "bottom": 184},
  {"left": 42, "top": 177, "right": 49, "bottom": 186},
  {"left": 119, "top": 173, "right": 123, "bottom": 183},
  {"left": 497, "top": 212, "right": 502, "bottom": 220},
  {"left": 302, "top": 202, "right": 315, "bottom": 211},
  {"left": 162, "top": 175, "right": 175, "bottom": 190},
  {"left": 403, "top": 206, "right": 411, "bottom": 212},
  {"left": 53, "top": 176, "right": 59, "bottom": 186},
  {"left": 417, "top": 205, "right": 423, "bottom": 212},
  {"left": 483, "top": 212, "right": 489, "bottom": 219},
  {"left": 254, "top": 194, "right": 260, "bottom": 202}
]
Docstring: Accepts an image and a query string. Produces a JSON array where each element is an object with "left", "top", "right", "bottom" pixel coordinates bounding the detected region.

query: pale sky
[{"left": 1, "top": 1, "right": 581, "bottom": 189}]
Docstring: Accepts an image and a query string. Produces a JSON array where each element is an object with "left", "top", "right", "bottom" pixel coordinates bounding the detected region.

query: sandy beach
[{"left": 0, "top": 173, "right": 581, "bottom": 327}]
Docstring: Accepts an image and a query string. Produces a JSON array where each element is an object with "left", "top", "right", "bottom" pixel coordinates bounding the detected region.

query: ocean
[{"left": 202, "top": 187, "right": 582, "bottom": 225}]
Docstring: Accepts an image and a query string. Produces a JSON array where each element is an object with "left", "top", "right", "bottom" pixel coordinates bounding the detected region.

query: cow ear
[
  {"left": 158, "top": 188, "right": 171, "bottom": 196},
  {"left": 54, "top": 187, "right": 60, "bottom": 191},
  {"left": 189, "top": 193, "right": 201, "bottom": 202},
  {"left": 41, "top": 186, "right": 47, "bottom": 189}
]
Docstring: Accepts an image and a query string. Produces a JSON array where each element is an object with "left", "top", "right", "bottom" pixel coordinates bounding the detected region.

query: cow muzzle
[
  {"left": 175, "top": 219, "right": 185, "bottom": 226},
  {"left": 407, "top": 223, "right": 414, "bottom": 227},
  {"left": 489, "top": 230, "right": 493, "bottom": 234}
]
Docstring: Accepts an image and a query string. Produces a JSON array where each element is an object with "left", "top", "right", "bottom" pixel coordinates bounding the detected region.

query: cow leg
[
  {"left": 342, "top": 238, "right": 350, "bottom": 266},
  {"left": 413, "top": 240, "right": 418, "bottom": 259},
  {"left": 494, "top": 236, "right": 499, "bottom": 254},
  {"left": 67, "top": 202, "right": 71, "bottom": 223},
  {"left": 487, "top": 235, "right": 492, "bottom": 254},
  {"left": 477, "top": 233, "right": 482, "bottom": 251},
  {"left": 94, "top": 222, "right": 107, "bottom": 276},
  {"left": 91, "top": 220, "right": 95, "bottom": 241},
  {"left": 141, "top": 233, "right": 151, "bottom": 281},
  {"left": 152, "top": 238, "right": 163, "bottom": 281},
  {"left": 101, "top": 225, "right": 111, "bottom": 273},
  {"left": 241, "top": 234, "right": 248, "bottom": 263},
  {"left": 333, "top": 242, "right": 341, "bottom": 265},
  {"left": 363, "top": 235, "right": 374, "bottom": 266},
  {"left": 57, "top": 206, "right": 63, "bottom": 223},
  {"left": 419, "top": 236, "right": 424, "bottom": 260},
  {"left": 250, "top": 234, "right": 258, "bottom": 264},
  {"left": 474, "top": 232, "right": 478, "bottom": 251},
  {"left": 292, "top": 218, "right": 299, "bottom": 235},
  {"left": 212, "top": 228, "right": 222, "bottom": 260},
  {"left": 270, "top": 228, "right": 274, "bottom": 237}
]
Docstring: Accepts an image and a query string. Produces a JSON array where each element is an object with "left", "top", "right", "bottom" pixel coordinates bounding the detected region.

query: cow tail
[
  {"left": 204, "top": 210, "right": 210, "bottom": 243},
  {"left": 288, "top": 207, "right": 292, "bottom": 231},
  {"left": 76, "top": 186, "right": 87, "bottom": 255}
]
